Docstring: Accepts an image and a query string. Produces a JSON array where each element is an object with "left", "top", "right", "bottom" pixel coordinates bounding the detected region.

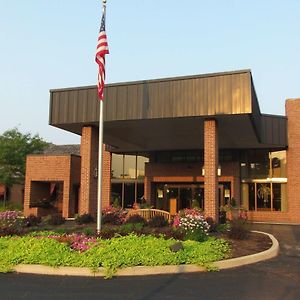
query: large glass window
[
  {"left": 241, "top": 150, "right": 287, "bottom": 180},
  {"left": 111, "top": 154, "right": 123, "bottom": 179},
  {"left": 111, "top": 154, "right": 149, "bottom": 208},
  {"left": 242, "top": 182, "right": 287, "bottom": 212},
  {"left": 241, "top": 150, "right": 287, "bottom": 212},
  {"left": 270, "top": 151, "right": 286, "bottom": 178}
]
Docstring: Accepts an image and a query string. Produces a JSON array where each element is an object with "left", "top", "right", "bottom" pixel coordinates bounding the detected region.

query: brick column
[
  {"left": 79, "top": 126, "right": 111, "bottom": 216},
  {"left": 102, "top": 149, "right": 111, "bottom": 208},
  {"left": 286, "top": 99, "right": 300, "bottom": 222},
  {"left": 204, "top": 119, "right": 219, "bottom": 221}
]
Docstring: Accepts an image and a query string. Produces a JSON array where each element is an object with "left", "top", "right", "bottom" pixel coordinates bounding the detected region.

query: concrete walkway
[{"left": 251, "top": 223, "right": 300, "bottom": 257}]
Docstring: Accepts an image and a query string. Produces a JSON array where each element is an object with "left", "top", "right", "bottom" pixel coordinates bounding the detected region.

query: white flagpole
[
  {"left": 96, "top": 0, "right": 107, "bottom": 234},
  {"left": 97, "top": 100, "right": 104, "bottom": 233}
]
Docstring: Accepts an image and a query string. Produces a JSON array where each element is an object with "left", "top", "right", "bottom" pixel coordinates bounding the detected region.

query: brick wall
[
  {"left": 79, "top": 126, "right": 111, "bottom": 217},
  {"left": 246, "top": 99, "right": 300, "bottom": 223},
  {"left": 23, "top": 155, "right": 80, "bottom": 218},
  {"left": 282, "top": 99, "right": 300, "bottom": 223},
  {"left": 204, "top": 119, "right": 219, "bottom": 221}
]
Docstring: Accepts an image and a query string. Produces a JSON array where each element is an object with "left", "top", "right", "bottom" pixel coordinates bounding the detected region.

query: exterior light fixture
[
  {"left": 217, "top": 165, "right": 222, "bottom": 176},
  {"left": 94, "top": 167, "right": 98, "bottom": 179},
  {"left": 201, "top": 165, "right": 221, "bottom": 176}
]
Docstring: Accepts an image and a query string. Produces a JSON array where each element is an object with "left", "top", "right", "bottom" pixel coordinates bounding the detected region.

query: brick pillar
[
  {"left": 79, "top": 126, "right": 111, "bottom": 216},
  {"left": 286, "top": 99, "right": 300, "bottom": 222},
  {"left": 102, "top": 149, "right": 111, "bottom": 208},
  {"left": 204, "top": 119, "right": 219, "bottom": 221}
]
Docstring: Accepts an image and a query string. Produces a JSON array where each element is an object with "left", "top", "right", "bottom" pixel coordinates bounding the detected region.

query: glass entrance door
[
  {"left": 165, "top": 184, "right": 205, "bottom": 212},
  {"left": 154, "top": 182, "right": 230, "bottom": 214}
]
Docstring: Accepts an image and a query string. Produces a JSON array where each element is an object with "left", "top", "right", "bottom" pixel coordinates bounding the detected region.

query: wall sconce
[
  {"left": 93, "top": 167, "right": 98, "bottom": 179},
  {"left": 217, "top": 165, "right": 221, "bottom": 177},
  {"left": 201, "top": 165, "right": 221, "bottom": 177}
]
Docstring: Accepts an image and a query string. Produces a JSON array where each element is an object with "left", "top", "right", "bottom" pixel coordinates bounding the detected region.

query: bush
[
  {"left": 0, "top": 210, "right": 25, "bottom": 236},
  {"left": 125, "top": 214, "right": 147, "bottom": 226},
  {"left": 120, "top": 223, "right": 144, "bottom": 234},
  {"left": 205, "top": 217, "right": 218, "bottom": 232},
  {"left": 75, "top": 213, "right": 94, "bottom": 225},
  {"left": 102, "top": 206, "right": 127, "bottom": 225},
  {"left": 148, "top": 215, "right": 168, "bottom": 228},
  {"left": 25, "top": 214, "right": 42, "bottom": 227},
  {"left": 227, "top": 217, "right": 250, "bottom": 240},
  {"left": 173, "top": 208, "right": 210, "bottom": 242},
  {"left": 47, "top": 214, "right": 65, "bottom": 226}
]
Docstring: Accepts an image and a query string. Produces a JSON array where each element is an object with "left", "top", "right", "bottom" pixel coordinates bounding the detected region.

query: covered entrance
[{"left": 154, "top": 183, "right": 231, "bottom": 215}]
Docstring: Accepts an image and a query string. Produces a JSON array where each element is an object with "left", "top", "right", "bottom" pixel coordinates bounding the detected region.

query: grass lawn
[{"left": 0, "top": 232, "right": 230, "bottom": 277}]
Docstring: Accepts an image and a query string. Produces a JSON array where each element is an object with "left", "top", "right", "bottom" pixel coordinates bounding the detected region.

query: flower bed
[{"left": 0, "top": 232, "right": 230, "bottom": 278}]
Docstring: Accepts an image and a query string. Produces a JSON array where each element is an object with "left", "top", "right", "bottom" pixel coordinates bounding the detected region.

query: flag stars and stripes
[{"left": 95, "top": 8, "right": 109, "bottom": 100}]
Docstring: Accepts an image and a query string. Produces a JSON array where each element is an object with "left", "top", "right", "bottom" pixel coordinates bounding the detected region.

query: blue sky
[{"left": 0, "top": 0, "right": 299, "bottom": 144}]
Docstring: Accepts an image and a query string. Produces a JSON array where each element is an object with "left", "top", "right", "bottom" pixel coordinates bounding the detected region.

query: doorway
[{"left": 154, "top": 182, "right": 230, "bottom": 214}]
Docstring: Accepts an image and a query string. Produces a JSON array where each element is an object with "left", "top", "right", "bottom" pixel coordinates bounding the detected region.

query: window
[
  {"left": 111, "top": 154, "right": 149, "bottom": 208},
  {"left": 241, "top": 150, "right": 287, "bottom": 180},
  {"left": 242, "top": 182, "right": 287, "bottom": 212}
]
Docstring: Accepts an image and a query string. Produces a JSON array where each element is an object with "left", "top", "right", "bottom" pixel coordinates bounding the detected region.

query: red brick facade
[
  {"left": 24, "top": 155, "right": 80, "bottom": 218},
  {"left": 204, "top": 119, "right": 219, "bottom": 221},
  {"left": 79, "top": 126, "right": 111, "bottom": 217}
]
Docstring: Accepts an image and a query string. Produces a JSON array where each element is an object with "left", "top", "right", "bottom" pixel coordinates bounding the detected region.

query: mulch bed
[{"left": 221, "top": 232, "right": 273, "bottom": 258}]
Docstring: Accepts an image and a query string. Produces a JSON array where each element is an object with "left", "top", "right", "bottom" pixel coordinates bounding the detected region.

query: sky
[{"left": 0, "top": 0, "right": 299, "bottom": 145}]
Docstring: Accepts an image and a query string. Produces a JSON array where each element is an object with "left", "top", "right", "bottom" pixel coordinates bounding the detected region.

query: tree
[{"left": 0, "top": 128, "right": 48, "bottom": 187}]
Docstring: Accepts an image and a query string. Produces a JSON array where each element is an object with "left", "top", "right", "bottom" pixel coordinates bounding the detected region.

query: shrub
[
  {"left": 102, "top": 206, "right": 127, "bottom": 225},
  {"left": 227, "top": 217, "right": 250, "bottom": 240},
  {"left": 125, "top": 214, "right": 147, "bottom": 226},
  {"left": 120, "top": 223, "right": 144, "bottom": 234},
  {"left": 148, "top": 215, "right": 168, "bottom": 228},
  {"left": 0, "top": 210, "right": 25, "bottom": 236},
  {"left": 173, "top": 208, "right": 210, "bottom": 242},
  {"left": 75, "top": 213, "right": 94, "bottom": 225},
  {"left": 47, "top": 214, "right": 65, "bottom": 226},
  {"left": 205, "top": 217, "right": 218, "bottom": 232},
  {"left": 25, "top": 214, "right": 42, "bottom": 227}
]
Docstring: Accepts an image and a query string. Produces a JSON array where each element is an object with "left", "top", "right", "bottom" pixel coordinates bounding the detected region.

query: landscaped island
[{"left": 0, "top": 207, "right": 253, "bottom": 278}]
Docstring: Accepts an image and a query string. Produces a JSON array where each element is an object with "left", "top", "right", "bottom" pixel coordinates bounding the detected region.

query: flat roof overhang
[
  {"left": 49, "top": 70, "right": 287, "bottom": 152},
  {"left": 52, "top": 114, "right": 287, "bottom": 153}
]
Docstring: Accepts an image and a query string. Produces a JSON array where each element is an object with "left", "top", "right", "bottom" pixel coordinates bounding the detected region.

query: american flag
[{"left": 95, "top": 7, "right": 109, "bottom": 100}]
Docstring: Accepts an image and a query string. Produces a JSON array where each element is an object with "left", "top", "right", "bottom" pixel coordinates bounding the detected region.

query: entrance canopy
[{"left": 49, "top": 70, "right": 287, "bottom": 152}]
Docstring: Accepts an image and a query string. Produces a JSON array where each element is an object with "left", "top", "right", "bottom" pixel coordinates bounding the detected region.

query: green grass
[{"left": 0, "top": 233, "right": 230, "bottom": 277}]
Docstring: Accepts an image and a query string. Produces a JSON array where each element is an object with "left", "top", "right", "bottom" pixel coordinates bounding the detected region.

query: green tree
[{"left": 0, "top": 128, "right": 48, "bottom": 186}]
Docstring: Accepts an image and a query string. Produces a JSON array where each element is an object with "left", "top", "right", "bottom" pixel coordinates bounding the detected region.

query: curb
[{"left": 13, "top": 231, "right": 279, "bottom": 277}]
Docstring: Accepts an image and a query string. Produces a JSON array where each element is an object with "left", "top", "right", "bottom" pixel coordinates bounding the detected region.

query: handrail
[{"left": 127, "top": 208, "right": 171, "bottom": 222}]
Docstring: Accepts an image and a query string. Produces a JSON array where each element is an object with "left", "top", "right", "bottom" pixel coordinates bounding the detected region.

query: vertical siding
[{"left": 50, "top": 71, "right": 253, "bottom": 124}]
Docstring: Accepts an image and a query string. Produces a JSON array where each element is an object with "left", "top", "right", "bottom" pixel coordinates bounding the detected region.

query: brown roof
[{"left": 43, "top": 144, "right": 80, "bottom": 156}]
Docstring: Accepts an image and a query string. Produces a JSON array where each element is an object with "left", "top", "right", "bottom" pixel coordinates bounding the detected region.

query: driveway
[{"left": 0, "top": 224, "right": 299, "bottom": 300}]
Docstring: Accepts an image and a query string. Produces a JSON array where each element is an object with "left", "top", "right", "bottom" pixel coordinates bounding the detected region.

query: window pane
[
  {"left": 257, "top": 183, "right": 271, "bottom": 210},
  {"left": 111, "top": 183, "right": 122, "bottom": 207},
  {"left": 111, "top": 154, "right": 123, "bottom": 179},
  {"left": 137, "top": 183, "right": 144, "bottom": 201},
  {"left": 137, "top": 156, "right": 149, "bottom": 179},
  {"left": 193, "top": 187, "right": 204, "bottom": 210},
  {"left": 124, "top": 183, "right": 135, "bottom": 208},
  {"left": 248, "top": 183, "right": 255, "bottom": 211},
  {"left": 241, "top": 150, "right": 269, "bottom": 179},
  {"left": 124, "top": 155, "right": 136, "bottom": 179},
  {"left": 273, "top": 183, "right": 287, "bottom": 212},
  {"left": 270, "top": 151, "right": 287, "bottom": 178}
]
